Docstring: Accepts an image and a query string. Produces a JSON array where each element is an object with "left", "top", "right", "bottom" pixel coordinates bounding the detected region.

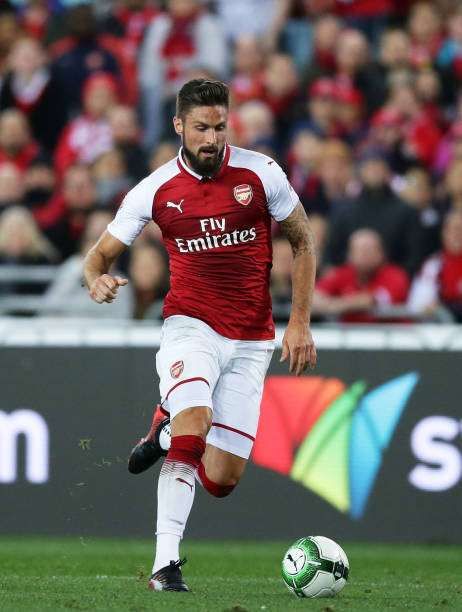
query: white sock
[{"left": 152, "top": 459, "right": 196, "bottom": 574}]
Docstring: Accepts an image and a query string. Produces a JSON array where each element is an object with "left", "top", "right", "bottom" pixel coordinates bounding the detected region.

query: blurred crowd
[{"left": 2, "top": 0, "right": 462, "bottom": 323}]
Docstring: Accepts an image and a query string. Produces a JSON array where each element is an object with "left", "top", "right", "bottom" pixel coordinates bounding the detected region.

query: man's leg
[
  {"left": 152, "top": 405, "right": 211, "bottom": 577},
  {"left": 196, "top": 444, "right": 246, "bottom": 497}
]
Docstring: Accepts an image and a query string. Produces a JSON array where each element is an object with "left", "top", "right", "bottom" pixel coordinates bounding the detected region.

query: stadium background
[{"left": 1, "top": 1, "right": 462, "bottom": 610}]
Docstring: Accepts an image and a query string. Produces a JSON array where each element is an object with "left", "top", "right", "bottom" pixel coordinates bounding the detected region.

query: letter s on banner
[{"left": 408, "top": 415, "right": 462, "bottom": 492}]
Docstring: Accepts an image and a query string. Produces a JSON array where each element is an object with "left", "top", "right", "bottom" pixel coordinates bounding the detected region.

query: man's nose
[{"left": 206, "top": 129, "right": 217, "bottom": 144}]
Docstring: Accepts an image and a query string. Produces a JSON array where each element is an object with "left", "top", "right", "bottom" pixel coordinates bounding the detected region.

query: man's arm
[
  {"left": 279, "top": 202, "right": 317, "bottom": 375},
  {"left": 83, "top": 230, "right": 129, "bottom": 304}
]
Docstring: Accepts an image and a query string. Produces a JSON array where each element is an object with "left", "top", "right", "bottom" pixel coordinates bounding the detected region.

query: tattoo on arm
[{"left": 279, "top": 203, "right": 315, "bottom": 257}]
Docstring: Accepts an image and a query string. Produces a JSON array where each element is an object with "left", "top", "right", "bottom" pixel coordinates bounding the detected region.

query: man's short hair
[{"left": 176, "top": 79, "right": 229, "bottom": 119}]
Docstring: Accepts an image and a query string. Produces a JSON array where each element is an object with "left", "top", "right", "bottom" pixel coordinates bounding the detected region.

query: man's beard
[{"left": 182, "top": 139, "right": 225, "bottom": 177}]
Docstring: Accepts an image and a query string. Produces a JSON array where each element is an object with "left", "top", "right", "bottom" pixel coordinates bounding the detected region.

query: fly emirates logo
[{"left": 174, "top": 217, "right": 257, "bottom": 254}]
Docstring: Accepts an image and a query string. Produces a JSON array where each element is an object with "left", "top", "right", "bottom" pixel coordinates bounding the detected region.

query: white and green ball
[{"left": 281, "top": 536, "right": 349, "bottom": 598}]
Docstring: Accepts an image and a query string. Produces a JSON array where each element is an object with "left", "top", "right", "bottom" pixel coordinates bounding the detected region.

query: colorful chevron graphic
[{"left": 252, "top": 372, "right": 419, "bottom": 519}]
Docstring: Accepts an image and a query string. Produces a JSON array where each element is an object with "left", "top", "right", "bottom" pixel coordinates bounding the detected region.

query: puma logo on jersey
[{"left": 166, "top": 199, "right": 184, "bottom": 213}]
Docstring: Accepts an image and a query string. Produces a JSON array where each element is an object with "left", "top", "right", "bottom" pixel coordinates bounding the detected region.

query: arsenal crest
[
  {"left": 233, "top": 184, "right": 253, "bottom": 206},
  {"left": 170, "top": 360, "right": 184, "bottom": 379}
]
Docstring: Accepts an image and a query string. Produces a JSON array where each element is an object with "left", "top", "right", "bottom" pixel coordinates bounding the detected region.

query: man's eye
[{"left": 196, "top": 126, "right": 207, "bottom": 131}]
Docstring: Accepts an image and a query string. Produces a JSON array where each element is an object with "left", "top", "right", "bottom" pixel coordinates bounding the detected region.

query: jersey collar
[{"left": 177, "top": 143, "right": 230, "bottom": 180}]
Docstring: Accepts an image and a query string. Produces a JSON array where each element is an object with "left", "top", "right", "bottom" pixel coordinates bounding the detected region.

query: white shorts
[{"left": 156, "top": 315, "right": 275, "bottom": 459}]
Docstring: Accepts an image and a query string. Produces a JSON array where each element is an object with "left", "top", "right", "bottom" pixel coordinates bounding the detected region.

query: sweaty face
[{"left": 176, "top": 105, "right": 228, "bottom": 177}]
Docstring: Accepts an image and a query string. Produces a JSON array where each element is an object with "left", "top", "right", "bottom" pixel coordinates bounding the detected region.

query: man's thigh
[
  {"left": 206, "top": 343, "right": 274, "bottom": 459},
  {"left": 156, "top": 316, "right": 222, "bottom": 420}
]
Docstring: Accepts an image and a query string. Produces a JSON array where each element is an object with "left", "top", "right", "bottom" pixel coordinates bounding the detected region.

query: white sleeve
[
  {"left": 107, "top": 178, "right": 153, "bottom": 246},
  {"left": 263, "top": 160, "right": 299, "bottom": 222}
]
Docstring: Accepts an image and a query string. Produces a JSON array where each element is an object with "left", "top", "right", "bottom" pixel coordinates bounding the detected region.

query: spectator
[
  {"left": 101, "top": 0, "right": 159, "bottom": 45},
  {"left": 398, "top": 167, "right": 441, "bottom": 261},
  {"left": 303, "top": 13, "right": 340, "bottom": 79},
  {"left": 415, "top": 68, "right": 443, "bottom": 124},
  {"left": 229, "top": 35, "right": 265, "bottom": 106},
  {"left": 444, "top": 159, "right": 462, "bottom": 213},
  {"left": 108, "top": 104, "right": 148, "bottom": 182},
  {"left": 0, "top": 108, "right": 40, "bottom": 171},
  {"left": 317, "top": 139, "right": 357, "bottom": 215},
  {"left": 378, "top": 28, "right": 411, "bottom": 75},
  {"left": 44, "top": 164, "right": 98, "bottom": 259},
  {"left": 214, "top": 0, "right": 288, "bottom": 44},
  {"left": 287, "top": 129, "right": 323, "bottom": 210},
  {"left": 408, "top": 211, "right": 462, "bottom": 322},
  {"left": 0, "top": 205, "right": 59, "bottom": 295},
  {"left": 139, "top": 0, "right": 227, "bottom": 149},
  {"left": 233, "top": 100, "right": 275, "bottom": 151},
  {"left": 408, "top": 2, "right": 443, "bottom": 67},
  {"left": 0, "top": 161, "right": 24, "bottom": 209},
  {"left": 50, "top": 3, "right": 121, "bottom": 116},
  {"left": 387, "top": 84, "right": 442, "bottom": 168},
  {"left": 335, "top": 83, "right": 366, "bottom": 145},
  {"left": 437, "top": 3, "right": 462, "bottom": 103},
  {"left": 296, "top": 77, "right": 339, "bottom": 138},
  {"left": 434, "top": 121, "right": 462, "bottom": 177},
  {"left": 0, "top": 36, "right": 68, "bottom": 153},
  {"left": 40, "top": 209, "right": 133, "bottom": 318},
  {"left": 0, "top": 3, "right": 20, "bottom": 77},
  {"left": 313, "top": 228, "right": 409, "bottom": 322},
  {"left": 23, "top": 157, "right": 56, "bottom": 219},
  {"left": 325, "top": 147, "right": 423, "bottom": 273},
  {"left": 149, "top": 140, "right": 177, "bottom": 173},
  {"left": 262, "top": 53, "right": 299, "bottom": 146},
  {"left": 19, "top": 0, "right": 50, "bottom": 40},
  {"left": 99, "top": 0, "right": 160, "bottom": 106},
  {"left": 54, "top": 72, "right": 117, "bottom": 176},
  {"left": 129, "top": 240, "right": 169, "bottom": 320},
  {"left": 92, "top": 148, "right": 131, "bottom": 208},
  {"left": 365, "top": 107, "right": 416, "bottom": 175},
  {"left": 333, "top": 28, "right": 383, "bottom": 113},
  {"left": 335, "top": 0, "right": 393, "bottom": 43}
]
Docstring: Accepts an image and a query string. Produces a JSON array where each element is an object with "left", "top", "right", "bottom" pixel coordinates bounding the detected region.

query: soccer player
[{"left": 83, "top": 79, "right": 317, "bottom": 592}]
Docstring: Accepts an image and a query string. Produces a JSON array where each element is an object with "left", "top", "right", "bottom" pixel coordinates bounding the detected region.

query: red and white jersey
[{"left": 107, "top": 144, "right": 299, "bottom": 340}]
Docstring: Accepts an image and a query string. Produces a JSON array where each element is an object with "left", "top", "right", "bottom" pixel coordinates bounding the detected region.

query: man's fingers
[
  {"left": 92, "top": 284, "right": 115, "bottom": 303},
  {"left": 280, "top": 341, "right": 289, "bottom": 363},
  {"left": 115, "top": 276, "right": 128, "bottom": 286},
  {"left": 296, "top": 348, "right": 308, "bottom": 376},
  {"left": 101, "top": 277, "right": 118, "bottom": 295},
  {"left": 293, "top": 344, "right": 317, "bottom": 376},
  {"left": 309, "top": 344, "right": 317, "bottom": 368},
  {"left": 289, "top": 344, "right": 302, "bottom": 373}
]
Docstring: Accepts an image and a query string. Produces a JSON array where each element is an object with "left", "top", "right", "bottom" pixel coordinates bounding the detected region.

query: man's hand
[
  {"left": 89, "top": 274, "right": 128, "bottom": 304},
  {"left": 280, "top": 319, "right": 317, "bottom": 376}
]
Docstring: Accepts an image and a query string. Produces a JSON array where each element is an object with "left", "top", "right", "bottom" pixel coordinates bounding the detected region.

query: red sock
[
  {"left": 197, "top": 462, "right": 236, "bottom": 498},
  {"left": 167, "top": 434, "right": 205, "bottom": 466}
]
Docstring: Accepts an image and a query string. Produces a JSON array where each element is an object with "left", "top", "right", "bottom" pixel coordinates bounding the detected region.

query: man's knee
[
  {"left": 171, "top": 406, "right": 212, "bottom": 439},
  {"left": 197, "top": 462, "right": 238, "bottom": 498}
]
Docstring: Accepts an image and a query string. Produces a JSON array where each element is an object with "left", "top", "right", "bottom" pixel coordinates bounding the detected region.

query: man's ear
[{"left": 173, "top": 116, "right": 183, "bottom": 136}]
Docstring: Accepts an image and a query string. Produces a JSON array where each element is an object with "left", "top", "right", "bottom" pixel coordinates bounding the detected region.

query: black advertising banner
[{"left": 1, "top": 345, "right": 461, "bottom": 542}]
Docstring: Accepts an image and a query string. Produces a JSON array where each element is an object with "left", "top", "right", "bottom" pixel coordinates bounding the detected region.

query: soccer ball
[{"left": 281, "top": 536, "right": 349, "bottom": 598}]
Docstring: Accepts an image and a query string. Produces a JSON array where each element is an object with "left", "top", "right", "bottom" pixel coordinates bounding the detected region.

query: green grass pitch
[{"left": 1, "top": 538, "right": 461, "bottom": 611}]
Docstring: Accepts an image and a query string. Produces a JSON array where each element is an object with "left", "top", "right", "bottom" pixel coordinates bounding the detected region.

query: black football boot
[
  {"left": 148, "top": 558, "right": 189, "bottom": 592},
  {"left": 128, "top": 405, "right": 170, "bottom": 474}
]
